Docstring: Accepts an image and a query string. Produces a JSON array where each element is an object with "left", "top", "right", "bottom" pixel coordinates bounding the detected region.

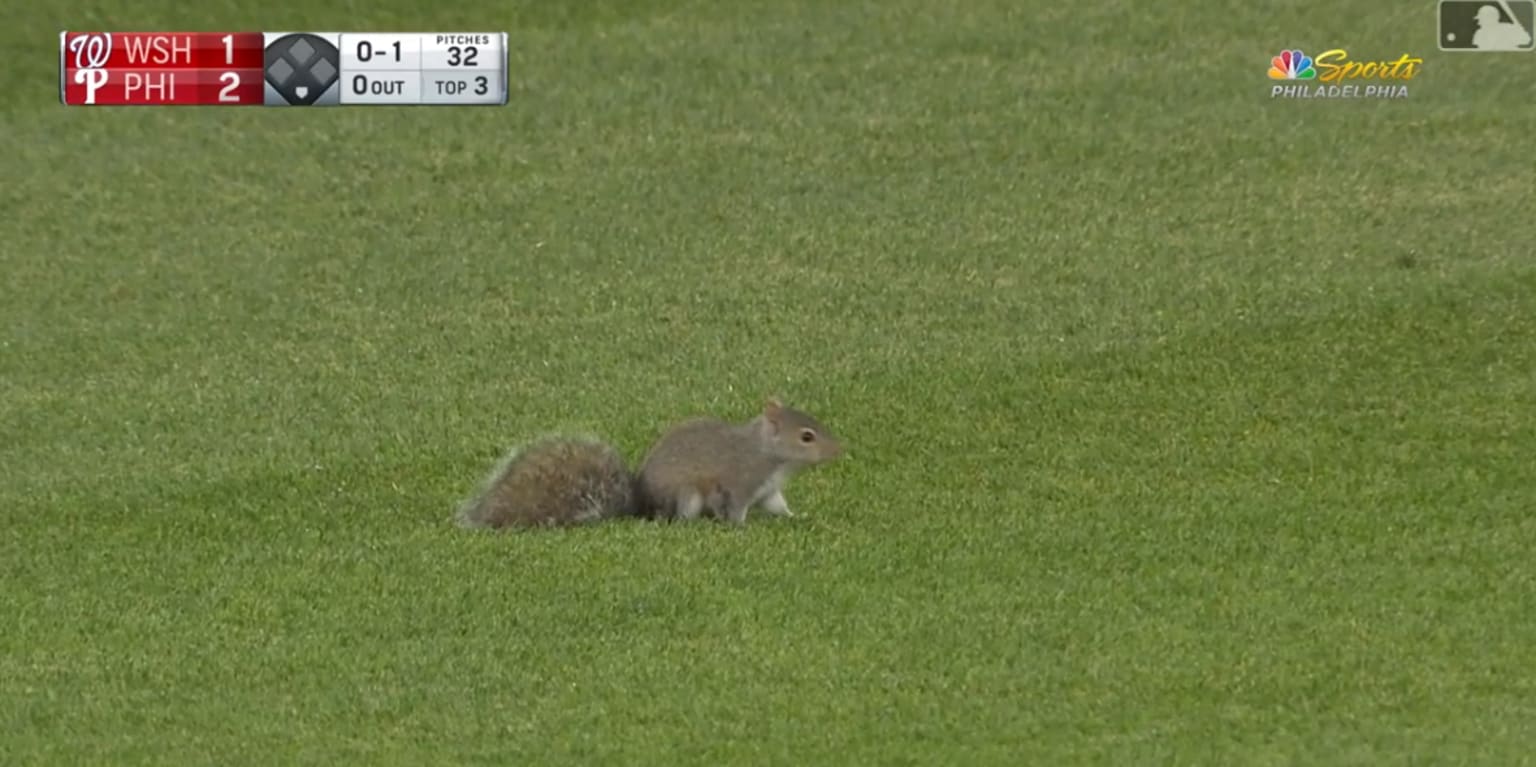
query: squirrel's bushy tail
[
  {"left": 454, "top": 436, "right": 638, "bottom": 529},
  {"left": 454, "top": 446, "right": 524, "bottom": 529}
]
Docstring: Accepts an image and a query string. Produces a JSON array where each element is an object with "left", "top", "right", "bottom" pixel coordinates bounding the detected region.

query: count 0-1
[{"left": 356, "top": 39, "right": 402, "bottom": 62}]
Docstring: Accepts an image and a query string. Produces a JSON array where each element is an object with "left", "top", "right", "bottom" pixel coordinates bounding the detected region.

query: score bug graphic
[{"left": 60, "top": 30, "right": 508, "bottom": 106}]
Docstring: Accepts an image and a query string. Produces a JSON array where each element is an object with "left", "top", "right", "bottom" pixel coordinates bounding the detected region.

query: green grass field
[{"left": 4, "top": 1, "right": 1535, "bottom": 763}]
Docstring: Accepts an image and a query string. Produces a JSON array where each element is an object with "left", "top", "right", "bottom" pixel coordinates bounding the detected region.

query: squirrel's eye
[{"left": 800, "top": 430, "right": 816, "bottom": 443}]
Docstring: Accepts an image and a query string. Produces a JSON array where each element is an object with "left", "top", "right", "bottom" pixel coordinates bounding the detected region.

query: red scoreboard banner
[
  {"left": 60, "top": 31, "right": 509, "bottom": 106},
  {"left": 61, "top": 32, "right": 265, "bottom": 105}
]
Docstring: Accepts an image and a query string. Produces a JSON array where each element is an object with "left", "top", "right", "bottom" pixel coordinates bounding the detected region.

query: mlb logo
[{"left": 1439, "top": 0, "right": 1535, "bottom": 50}]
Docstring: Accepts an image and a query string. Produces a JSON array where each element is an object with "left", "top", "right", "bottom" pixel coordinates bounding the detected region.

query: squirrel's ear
[{"left": 762, "top": 398, "right": 783, "bottom": 432}]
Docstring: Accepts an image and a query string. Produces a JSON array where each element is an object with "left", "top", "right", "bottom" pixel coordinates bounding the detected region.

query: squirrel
[{"left": 454, "top": 398, "right": 844, "bottom": 529}]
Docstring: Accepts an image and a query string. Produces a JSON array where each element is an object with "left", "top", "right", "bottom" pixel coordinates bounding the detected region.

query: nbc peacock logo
[{"left": 1269, "top": 49, "right": 1316, "bottom": 80}]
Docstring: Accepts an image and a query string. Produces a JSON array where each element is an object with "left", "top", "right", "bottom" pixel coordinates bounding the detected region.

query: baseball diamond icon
[{"left": 264, "top": 33, "right": 341, "bottom": 105}]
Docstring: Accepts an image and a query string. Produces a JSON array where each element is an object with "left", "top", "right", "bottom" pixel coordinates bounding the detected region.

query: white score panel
[{"left": 333, "top": 32, "right": 505, "bottom": 105}]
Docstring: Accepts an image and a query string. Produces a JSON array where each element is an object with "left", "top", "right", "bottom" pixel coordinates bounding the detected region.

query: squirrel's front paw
[{"left": 760, "top": 491, "right": 793, "bottom": 517}]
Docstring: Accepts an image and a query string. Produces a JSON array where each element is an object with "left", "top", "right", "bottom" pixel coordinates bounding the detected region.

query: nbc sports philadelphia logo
[{"left": 1267, "top": 49, "right": 1423, "bottom": 99}]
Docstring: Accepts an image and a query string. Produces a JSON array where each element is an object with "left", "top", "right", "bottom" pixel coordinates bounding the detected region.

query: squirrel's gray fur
[
  {"left": 453, "top": 399, "right": 843, "bottom": 530},
  {"left": 454, "top": 435, "right": 638, "bottom": 529}
]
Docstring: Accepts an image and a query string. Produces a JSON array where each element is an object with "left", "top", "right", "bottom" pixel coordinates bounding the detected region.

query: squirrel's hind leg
[
  {"left": 718, "top": 496, "right": 749, "bottom": 526},
  {"left": 701, "top": 486, "right": 747, "bottom": 526},
  {"left": 674, "top": 491, "right": 704, "bottom": 521}
]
